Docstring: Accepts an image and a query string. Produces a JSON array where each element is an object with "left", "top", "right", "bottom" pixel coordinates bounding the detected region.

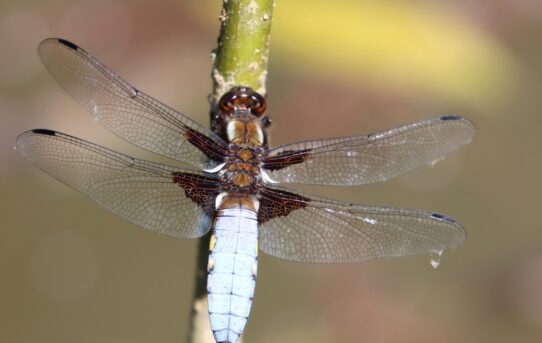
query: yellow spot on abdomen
[
  {"left": 253, "top": 240, "right": 259, "bottom": 276},
  {"left": 208, "top": 256, "right": 215, "bottom": 272},
  {"left": 209, "top": 234, "right": 217, "bottom": 251},
  {"left": 252, "top": 261, "right": 258, "bottom": 277}
]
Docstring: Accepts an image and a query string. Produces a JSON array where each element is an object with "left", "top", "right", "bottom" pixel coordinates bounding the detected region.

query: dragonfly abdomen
[{"left": 207, "top": 204, "right": 258, "bottom": 343}]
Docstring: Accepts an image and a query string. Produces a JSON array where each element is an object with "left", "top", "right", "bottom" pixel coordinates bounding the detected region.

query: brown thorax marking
[
  {"left": 227, "top": 120, "right": 264, "bottom": 147},
  {"left": 227, "top": 161, "right": 258, "bottom": 173},
  {"left": 223, "top": 158, "right": 260, "bottom": 191},
  {"left": 233, "top": 173, "right": 253, "bottom": 188},
  {"left": 238, "top": 148, "right": 253, "bottom": 161}
]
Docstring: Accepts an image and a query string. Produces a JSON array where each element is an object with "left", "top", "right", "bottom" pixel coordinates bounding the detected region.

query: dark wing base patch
[
  {"left": 172, "top": 172, "right": 221, "bottom": 217},
  {"left": 182, "top": 127, "right": 226, "bottom": 163},
  {"left": 258, "top": 186, "right": 310, "bottom": 223},
  {"left": 262, "top": 149, "right": 312, "bottom": 171}
]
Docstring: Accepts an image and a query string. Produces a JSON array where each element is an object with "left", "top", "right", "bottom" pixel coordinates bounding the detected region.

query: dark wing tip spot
[
  {"left": 32, "top": 129, "right": 56, "bottom": 136},
  {"left": 431, "top": 213, "right": 456, "bottom": 223},
  {"left": 57, "top": 39, "right": 79, "bottom": 50},
  {"left": 440, "top": 115, "right": 462, "bottom": 121}
]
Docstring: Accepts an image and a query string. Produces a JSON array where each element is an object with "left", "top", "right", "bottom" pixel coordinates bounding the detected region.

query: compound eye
[
  {"left": 261, "top": 116, "right": 272, "bottom": 128},
  {"left": 219, "top": 93, "right": 237, "bottom": 113},
  {"left": 249, "top": 93, "right": 266, "bottom": 116}
]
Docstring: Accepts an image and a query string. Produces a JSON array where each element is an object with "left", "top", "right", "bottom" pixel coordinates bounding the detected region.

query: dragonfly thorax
[{"left": 220, "top": 149, "right": 263, "bottom": 193}]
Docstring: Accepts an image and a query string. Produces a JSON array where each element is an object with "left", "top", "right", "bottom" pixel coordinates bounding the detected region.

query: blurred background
[{"left": 1, "top": 0, "right": 541, "bottom": 342}]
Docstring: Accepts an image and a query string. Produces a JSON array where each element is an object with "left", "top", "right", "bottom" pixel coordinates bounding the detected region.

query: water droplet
[
  {"left": 428, "top": 157, "right": 444, "bottom": 167},
  {"left": 362, "top": 218, "right": 377, "bottom": 225},
  {"left": 346, "top": 151, "right": 358, "bottom": 157},
  {"left": 430, "top": 249, "right": 444, "bottom": 269}
]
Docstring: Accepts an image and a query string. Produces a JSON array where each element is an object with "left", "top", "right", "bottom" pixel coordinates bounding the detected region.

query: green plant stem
[
  {"left": 210, "top": 0, "right": 275, "bottom": 112},
  {"left": 188, "top": 1, "right": 275, "bottom": 343}
]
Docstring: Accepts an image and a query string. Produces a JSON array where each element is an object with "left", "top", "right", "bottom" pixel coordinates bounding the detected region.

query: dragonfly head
[{"left": 219, "top": 86, "right": 267, "bottom": 117}]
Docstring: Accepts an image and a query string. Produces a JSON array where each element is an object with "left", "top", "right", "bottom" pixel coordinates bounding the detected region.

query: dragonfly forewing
[
  {"left": 262, "top": 115, "right": 474, "bottom": 186},
  {"left": 38, "top": 38, "right": 228, "bottom": 169}
]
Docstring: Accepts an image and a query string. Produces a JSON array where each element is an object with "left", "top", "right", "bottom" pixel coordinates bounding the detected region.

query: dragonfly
[{"left": 16, "top": 38, "right": 475, "bottom": 343}]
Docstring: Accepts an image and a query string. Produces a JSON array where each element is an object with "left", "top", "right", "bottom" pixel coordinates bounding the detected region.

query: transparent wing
[
  {"left": 38, "top": 38, "right": 227, "bottom": 169},
  {"left": 262, "top": 116, "right": 475, "bottom": 186},
  {"left": 258, "top": 186, "right": 466, "bottom": 263},
  {"left": 15, "top": 129, "right": 221, "bottom": 239}
]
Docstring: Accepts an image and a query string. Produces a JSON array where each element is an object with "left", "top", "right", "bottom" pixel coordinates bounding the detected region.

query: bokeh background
[{"left": 1, "top": 0, "right": 542, "bottom": 342}]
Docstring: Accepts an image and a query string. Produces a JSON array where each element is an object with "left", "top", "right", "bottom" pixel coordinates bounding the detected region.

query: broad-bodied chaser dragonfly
[{"left": 16, "top": 38, "right": 474, "bottom": 343}]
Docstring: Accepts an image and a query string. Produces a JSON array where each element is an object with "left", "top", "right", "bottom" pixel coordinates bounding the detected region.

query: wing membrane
[
  {"left": 259, "top": 186, "right": 466, "bottom": 263},
  {"left": 16, "top": 129, "right": 220, "bottom": 238},
  {"left": 263, "top": 116, "right": 475, "bottom": 186},
  {"left": 38, "top": 38, "right": 227, "bottom": 169}
]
